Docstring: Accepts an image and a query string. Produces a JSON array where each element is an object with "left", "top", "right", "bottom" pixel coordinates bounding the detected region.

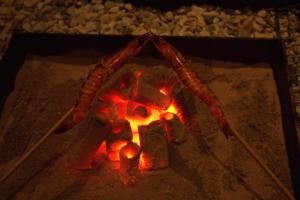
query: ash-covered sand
[{"left": 0, "top": 53, "right": 293, "bottom": 200}]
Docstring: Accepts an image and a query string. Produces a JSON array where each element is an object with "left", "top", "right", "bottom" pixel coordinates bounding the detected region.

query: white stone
[
  {"left": 110, "top": 6, "right": 119, "bottom": 13},
  {"left": 286, "top": 49, "right": 294, "bottom": 55},
  {"left": 296, "top": 106, "right": 300, "bottom": 114},
  {"left": 43, "top": 0, "right": 51, "bottom": 4},
  {"left": 124, "top": 3, "right": 133, "bottom": 11},
  {"left": 77, "top": 25, "right": 88, "bottom": 34},
  {"left": 0, "top": 31, "right": 8, "bottom": 41},
  {"left": 231, "top": 16, "right": 243, "bottom": 24},
  {"left": 76, "top": 1, "right": 82, "bottom": 7},
  {"left": 67, "top": 7, "right": 77, "bottom": 16},
  {"left": 100, "top": 14, "right": 113, "bottom": 24},
  {"left": 158, "top": 22, "right": 170, "bottom": 34},
  {"left": 213, "top": 17, "right": 220, "bottom": 24},
  {"left": 53, "top": 13, "right": 61, "bottom": 20},
  {"left": 227, "top": 23, "right": 238, "bottom": 30},
  {"left": 257, "top": 10, "right": 267, "bottom": 18},
  {"left": 24, "top": 0, "right": 39, "bottom": 8},
  {"left": 287, "top": 57, "right": 294, "bottom": 65},
  {"left": 85, "top": 21, "right": 97, "bottom": 33},
  {"left": 255, "top": 16, "right": 266, "bottom": 26},
  {"left": 199, "top": 29, "right": 210, "bottom": 36},
  {"left": 294, "top": 46, "right": 300, "bottom": 54},
  {"left": 119, "top": 16, "right": 132, "bottom": 27},
  {"left": 94, "top": 4, "right": 104, "bottom": 11},
  {"left": 254, "top": 32, "right": 273, "bottom": 38},
  {"left": 253, "top": 21, "right": 263, "bottom": 32},
  {"left": 295, "top": 57, "right": 300, "bottom": 63},
  {"left": 70, "top": 19, "right": 78, "bottom": 27},
  {"left": 92, "top": 0, "right": 103, "bottom": 3},
  {"left": 172, "top": 25, "right": 183, "bottom": 35},
  {"left": 22, "top": 22, "right": 32, "bottom": 32},
  {"left": 84, "top": 4, "right": 93, "bottom": 12},
  {"left": 281, "top": 32, "right": 289, "bottom": 38},
  {"left": 220, "top": 12, "right": 229, "bottom": 21},
  {"left": 15, "top": 13, "right": 27, "bottom": 21},
  {"left": 202, "top": 11, "right": 219, "bottom": 17},
  {"left": 84, "top": 12, "right": 98, "bottom": 20},
  {"left": 191, "top": 5, "right": 205, "bottom": 14},
  {"left": 2, "top": 0, "right": 14, "bottom": 6},
  {"left": 176, "top": 17, "right": 187, "bottom": 26},
  {"left": 265, "top": 27, "right": 273, "bottom": 32},
  {"left": 32, "top": 22, "right": 48, "bottom": 32},
  {"left": 58, "top": 20, "right": 64, "bottom": 26},
  {"left": 71, "top": 15, "right": 84, "bottom": 25},
  {"left": 292, "top": 86, "right": 300, "bottom": 93},
  {"left": 0, "top": 7, "right": 11, "bottom": 16},
  {"left": 132, "top": 27, "right": 147, "bottom": 35},
  {"left": 36, "top": 2, "right": 44, "bottom": 10},
  {"left": 165, "top": 11, "right": 173, "bottom": 21},
  {"left": 234, "top": 10, "right": 241, "bottom": 15},
  {"left": 197, "top": 15, "right": 206, "bottom": 27}
]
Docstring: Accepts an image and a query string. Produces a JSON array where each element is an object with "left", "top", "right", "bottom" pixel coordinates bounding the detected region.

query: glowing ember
[
  {"left": 95, "top": 70, "right": 185, "bottom": 170},
  {"left": 138, "top": 153, "right": 147, "bottom": 169},
  {"left": 121, "top": 144, "right": 139, "bottom": 159},
  {"left": 107, "top": 140, "right": 127, "bottom": 161},
  {"left": 163, "top": 113, "right": 174, "bottom": 120},
  {"left": 103, "top": 92, "right": 180, "bottom": 147},
  {"left": 125, "top": 151, "right": 135, "bottom": 159}
]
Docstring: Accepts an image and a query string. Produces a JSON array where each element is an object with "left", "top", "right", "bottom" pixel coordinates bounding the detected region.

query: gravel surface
[{"left": 0, "top": 1, "right": 299, "bottom": 127}]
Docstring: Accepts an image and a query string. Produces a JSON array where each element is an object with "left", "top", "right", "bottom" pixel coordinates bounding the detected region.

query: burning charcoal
[
  {"left": 132, "top": 106, "right": 148, "bottom": 118},
  {"left": 113, "top": 71, "right": 136, "bottom": 91},
  {"left": 119, "top": 142, "right": 141, "bottom": 186},
  {"left": 161, "top": 112, "right": 187, "bottom": 144},
  {"left": 108, "top": 120, "right": 132, "bottom": 140},
  {"left": 138, "top": 120, "right": 169, "bottom": 170},
  {"left": 72, "top": 117, "right": 108, "bottom": 170},
  {"left": 106, "top": 119, "right": 132, "bottom": 161},
  {"left": 139, "top": 66, "right": 176, "bottom": 90},
  {"left": 123, "top": 79, "right": 172, "bottom": 110},
  {"left": 175, "top": 89, "right": 197, "bottom": 126},
  {"left": 126, "top": 102, "right": 149, "bottom": 119},
  {"left": 95, "top": 101, "right": 119, "bottom": 122},
  {"left": 120, "top": 142, "right": 141, "bottom": 173},
  {"left": 106, "top": 71, "right": 138, "bottom": 98}
]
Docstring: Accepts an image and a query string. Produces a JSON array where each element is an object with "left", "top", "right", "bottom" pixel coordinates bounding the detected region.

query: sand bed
[{"left": 0, "top": 53, "right": 293, "bottom": 200}]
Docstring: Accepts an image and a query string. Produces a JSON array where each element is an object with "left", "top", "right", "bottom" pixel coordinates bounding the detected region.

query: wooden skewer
[
  {"left": 0, "top": 104, "right": 295, "bottom": 200},
  {"left": 229, "top": 126, "right": 295, "bottom": 200},
  {"left": 0, "top": 107, "right": 74, "bottom": 184}
]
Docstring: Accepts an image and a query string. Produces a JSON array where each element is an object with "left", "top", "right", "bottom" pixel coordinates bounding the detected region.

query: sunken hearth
[
  {"left": 72, "top": 66, "right": 189, "bottom": 186},
  {"left": 0, "top": 34, "right": 299, "bottom": 200}
]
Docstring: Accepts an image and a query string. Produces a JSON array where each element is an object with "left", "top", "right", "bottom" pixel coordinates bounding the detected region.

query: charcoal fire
[
  {"left": 72, "top": 67, "right": 186, "bottom": 184},
  {"left": 124, "top": 79, "right": 172, "bottom": 110},
  {"left": 162, "top": 112, "right": 187, "bottom": 144},
  {"left": 119, "top": 142, "right": 141, "bottom": 173},
  {"left": 119, "top": 141, "right": 141, "bottom": 186},
  {"left": 106, "top": 119, "right": 132, "bottom": 161},
  {"left": 139, "top": 120, "right": 169, "bottom": 170}
]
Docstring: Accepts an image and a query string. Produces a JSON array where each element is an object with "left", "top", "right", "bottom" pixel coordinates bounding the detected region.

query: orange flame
[
  {"left": 107, "top": 140, "right": 127, "bottom": 161},
  {"left": 96, "top": 75, "right": 184, "bottom": 168},
  {"left": 107, "top": 94, "right": 180, "bottom": 147},
  {"left": 122, "top": 145, "right": 139, "bottom": 159}
]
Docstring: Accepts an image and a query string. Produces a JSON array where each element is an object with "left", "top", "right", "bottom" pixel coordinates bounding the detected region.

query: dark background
[{"left": 123, "top": 0, "right": 300, "bottom": 10}]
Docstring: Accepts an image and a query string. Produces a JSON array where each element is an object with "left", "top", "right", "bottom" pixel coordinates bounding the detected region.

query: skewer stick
[
  {"left": 229, "top": 126, "right": 295, "bottom": 200},
  {"left": 0, "top": 107, "right": 74, "bottom": 184},
  {"left": 0, "top": 106, "right": 295, "bottom": 200}
]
